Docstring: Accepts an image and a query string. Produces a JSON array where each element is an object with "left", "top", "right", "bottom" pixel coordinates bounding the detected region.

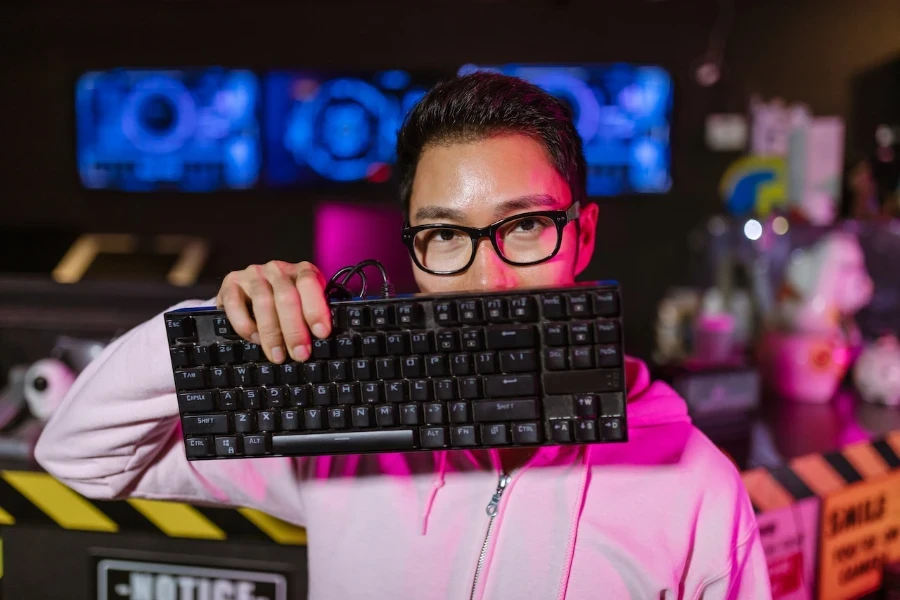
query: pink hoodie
[{"left": 34, "top": 299, "right": 772, "bottom": 599}]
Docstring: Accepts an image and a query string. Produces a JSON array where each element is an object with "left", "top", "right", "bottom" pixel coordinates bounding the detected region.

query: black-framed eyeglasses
[{"left": 401, "top": 201, "right": 580, "bottom": 275}]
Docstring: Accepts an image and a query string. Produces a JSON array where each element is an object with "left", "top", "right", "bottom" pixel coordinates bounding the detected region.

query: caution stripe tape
[
  {"left": 742, "top": 431, "right": 900, "bottom": 513},
  {"left": 0, "top": 470, "right": 306, "bottom": 545}
]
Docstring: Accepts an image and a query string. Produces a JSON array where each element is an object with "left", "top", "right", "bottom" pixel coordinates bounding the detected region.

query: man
[{"left": 35, "top": 72, "right": 772, "bottom": 599}]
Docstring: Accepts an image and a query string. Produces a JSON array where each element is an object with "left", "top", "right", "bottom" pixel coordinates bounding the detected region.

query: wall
[{"left": 1, "top": 0, "right": 898, "bottom": 359}]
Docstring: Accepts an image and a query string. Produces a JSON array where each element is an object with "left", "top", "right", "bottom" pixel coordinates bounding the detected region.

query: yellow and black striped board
[
  {"left": 742, "top": 431, "right": 900, "bottom": 600},
  {"left": 0, "top": 470, "right": 307, "bottom": 546}
]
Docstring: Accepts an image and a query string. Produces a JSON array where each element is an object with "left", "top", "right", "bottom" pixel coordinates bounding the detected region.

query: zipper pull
[{"left": 485, "top": 473, "right": 511, "bottom": 517}]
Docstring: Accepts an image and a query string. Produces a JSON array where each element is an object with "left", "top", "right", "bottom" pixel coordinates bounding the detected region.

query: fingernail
[
  {"left": 312, "top": 323, "right": 328, "bottom": 339},
  {"left": 251, "top": 332, "right": 260, "bottom": 344},
  {"left": 294, "top": 345, "right": 310, "bottom": 362},
  {"left": 271, "top": 346, "right": 285, "bottom": 363}
]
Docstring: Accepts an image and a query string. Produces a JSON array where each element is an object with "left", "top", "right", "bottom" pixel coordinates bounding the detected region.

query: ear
[{"left": 574, "top": 202, "right": 599, "bottom": 276}]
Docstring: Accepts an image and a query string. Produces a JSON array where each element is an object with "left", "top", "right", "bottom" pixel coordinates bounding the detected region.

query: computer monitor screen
[
  {"left": 459, "top": 63, "right": 673, "bottom": 196},
  {"left": 75, "top": 67, "right": 261, "bottom": 192},
  {"left": 263, "top": 70, "right": 439, "bottom": 188}
]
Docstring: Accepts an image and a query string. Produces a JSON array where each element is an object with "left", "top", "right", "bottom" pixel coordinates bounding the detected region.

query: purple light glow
[{"left": 314, "top": 201, "right": 416, "bottom": 293}]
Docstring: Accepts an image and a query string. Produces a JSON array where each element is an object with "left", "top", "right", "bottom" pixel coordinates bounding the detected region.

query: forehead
[{"left": 408, "top": 133, "right": 571, "bottom": 224}]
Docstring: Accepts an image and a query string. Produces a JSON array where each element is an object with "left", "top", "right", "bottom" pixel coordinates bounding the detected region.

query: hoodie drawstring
[
  {"left": 420, "top": 450, "right": 448, "bottom": 535},
  {"left": 557, "top": 445, "right": 592, "bottom": 600}
]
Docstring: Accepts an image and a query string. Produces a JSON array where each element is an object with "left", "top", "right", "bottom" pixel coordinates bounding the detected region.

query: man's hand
[{"left": 216, "top": 261, "right": 331, "bottom": 363}]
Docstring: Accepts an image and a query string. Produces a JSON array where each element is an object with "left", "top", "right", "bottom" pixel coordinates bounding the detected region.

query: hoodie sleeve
[
  {"left": 33, "top": 299, "right": 308, "bottom": 525},
  {"left": 695, "top": 525, "right": 772, "bottom": 599}
]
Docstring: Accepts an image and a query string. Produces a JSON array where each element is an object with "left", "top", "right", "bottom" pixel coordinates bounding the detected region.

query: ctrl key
[{"left": 185, "top": 437, "right": 213, "bottom": 458}]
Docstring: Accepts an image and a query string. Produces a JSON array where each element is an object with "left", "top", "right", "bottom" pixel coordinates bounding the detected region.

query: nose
[{"left": 468, "top": 238, "right": 516, "bottom": 290}]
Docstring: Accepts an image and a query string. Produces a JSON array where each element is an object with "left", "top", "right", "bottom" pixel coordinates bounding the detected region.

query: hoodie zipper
[{"left": 469, "top": 471, "right": 512, "bottom": 600}]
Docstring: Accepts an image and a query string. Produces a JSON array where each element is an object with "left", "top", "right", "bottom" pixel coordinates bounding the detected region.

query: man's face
[{"left": 407, "top": 133, "right": 599, "bottom": 293}]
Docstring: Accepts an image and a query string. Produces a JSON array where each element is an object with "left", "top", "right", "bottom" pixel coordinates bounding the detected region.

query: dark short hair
[{"left": 395, "top": 71, "right": 587, "bottom": 217}]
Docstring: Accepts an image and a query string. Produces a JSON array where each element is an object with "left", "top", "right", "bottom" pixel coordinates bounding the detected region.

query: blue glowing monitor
[
  {"left": 459, "top": 63, "right": 673, "bottom": 196},
  {"left": 76, "top": 68, "right": 261, "bottom": 192},
  {"left": 264, "top": 70, "right": 437, "bottom": 187}
]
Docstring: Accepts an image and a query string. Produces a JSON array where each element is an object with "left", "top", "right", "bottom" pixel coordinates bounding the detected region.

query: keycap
[
  {"left": 216, "top": 436, "right": 241, "bottom": 456},
  {"left": 170, "top": 346, "right": 190, "bottom": 368},
  {"left": 375, "top": 405, "right": 397, "bottom": 426},
  {"left": 457, "top": 300, "right": 483, "bottom": 323},
  {"left": 257, "top": 411, "right": 277, "bottom": 431},
  {"left": 540, "top": 294, "right": 565, "bottom": 319},
  {"left": 575, "top": 394, "right": 598, "bottom": 417},
  {"left": 551, "top": 420, "right": 572, "bottom": 442},
  {"left": 346, "top": 307, "right": 369, "bottom": 328},
  {"left": 396, "top": 304, "right": 423, "bottom": 326},
  {"left": 209, "top": 366, "right": 230, "bottom": 388},
  {"left": 499, "top": 349, "right": 537, "bottom": 372},
  {"left": 544, "top": 323, "right": 567, "bottom": 346},
  {"left": 185, "top": 437, "right": 212, "bottom": 458},
  {"left": 362, "top": 334, "right": 385, "bottom": 356},
  {"left": 433, "top": 301, "right": 457, "bottom": 325},
  {"left": 543, "top": 369, "right": 623, "bottom": 394},
  {"left": 351, "top": 406, "right": 373, "bottom": 428},
  {"left": 275, "top": 430, "right": 417, "bottom": 455},
  {"left": 216, "top": 342, "right": 240, "bottom": 364},
  {"left": 231, "top": 365, "right": 253, "bottom": 387},
  {"left": 486, "top": 324, "right": 535, "bottom": 349},
  {"left": 281, "top": 410, "right": 301, "bottom": 430},
  {"left": 569, "top": 322, "right": 593, "bottom": 345},
  {"left": 451, "top": 425, "right": 478, "bottom": 446},
  {"left": 191, "top": 344, "right": 214, "bottom": 366},
  {"left": 279, "top": 362, "right": 301, "bottom": 384},
  {"left": 166, "top": 316, "right": 195, "bottom": 344},
  {"left": 424, "top": 403, "right": 444, "bottom": 424},
  {"left": 234, "top": 412, "right": 253, "bottom": 433},
  {"left": 509, "top": 296, "right": 536, "bottom": 320},
  {"left": 594, "top": 320, "right": 620, "bottom": 344},
  {"left": 512, "top": 422, "right": 541, "bottom": 444},
  {"left": 449, "top": 401, "right": 469, "bottom": 423},
  {"left": 566, "top": 293, "right": 591, "bottom": 317},
  {"left": 174, "top": 368, "right": 207, "bottom": 391},
  {"left": 241, "top": 342, "right": 263, "bottom": 362},
  {"left": 569, "top": 347, "right": 594, "bottom": 369},
  {"left": 328, "top": 407, "right": 348, "bottom": 429},
  {"left": 544, "top": 348, "right": 567, "bottom": 370},
  {"left": 242, "top": 388, "right": 263, "bottom": 409},
  {"left": 480, "top": 423, "right": 509, "bottom": 445},
  {"left": 336, "top": 335, "right": 359, "bottom": 358},
  {"left": 473, "top": 399, "right": 538, "bottom": 422},
  {"left": 485, "top": 298, "right": 508, "bottom": 322},
  {"left": 420, "top": 427, "right": 448, "bottom": 448},
  {"left": 218, "top": 389, "right": 239, "bottom": 410},
  {"left": 575, "top": 420, "right": 598, "bottom": 442},
  {"left": 243, "top": 434, "right": 269, "bottom": 456},
  {"left": 371, "top": 306, "right": 394, "bottom": 327},
  {"left": 385, "top": 333, "right": 409, "bottom": 354},
  {"left": 595, "top": 345, "right": 621, "bottom": 367},
  {"left": 312, "top": 338, "right": 333, "bottom": 360},
  {"left": 410, "top": 332, "right": 434, "bottom": 353},
  {"left": 436, "top": 331, "right": 459, "bottom": 352},
  {"left": 213, "top": 317, "right": 236, "bottom": 337},
  {"left": 178, "top": 391, "right": 216, "bottom": 413},
  {"left": 593, "top": 291, "right": 619, "bottom": 316},
  {"left": 182, "top": 414, "right": 230, "bottom": 435},
  {"left": 600, "top": 417, "right": 625, "bottom": 440},
  {"left": 483, "top": 374, "right": 537, "bottom": 397},
  {"left": 304, "top": 408, "right": 324, "bottom": 429},
  {"left": 256, "top": 363, "right": 277, "bottom": 385}
]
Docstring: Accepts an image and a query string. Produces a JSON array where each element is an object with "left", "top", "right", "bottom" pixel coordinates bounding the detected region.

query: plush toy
[
  {"left": 758, "top": 232, "right": 874, "bottom": 403},
  {"left": 853, "top": 335, "right": 900, "bottom": 407}
]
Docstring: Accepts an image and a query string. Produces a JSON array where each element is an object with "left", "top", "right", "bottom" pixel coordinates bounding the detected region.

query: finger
[
  {"left": 266, "top": 262, "right": 311, "bottom": 362},
  {"left": 295, "top": 262, "right": 331, "bottom": 339},
  {"left": 243, "top": 268, "right": 286, "bottom": 364},
  {"left": 220, "top": 281, "right": 259, "bottom": 344}
]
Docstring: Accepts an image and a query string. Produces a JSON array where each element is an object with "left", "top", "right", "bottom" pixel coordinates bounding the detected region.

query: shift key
[
  {"left": 182, "top": 414, "right": 230, "bottom": 435},
  {"left": 474, "top": 399, "right": 538, "bottom": 422},
  {"left": 484, "top": 374, "right": 536, "bottom": 397}
]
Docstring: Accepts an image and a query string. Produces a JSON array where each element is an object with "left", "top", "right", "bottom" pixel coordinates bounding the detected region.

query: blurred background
[{"left": 0, "top": 0, "right": 899, "bottom": 598}]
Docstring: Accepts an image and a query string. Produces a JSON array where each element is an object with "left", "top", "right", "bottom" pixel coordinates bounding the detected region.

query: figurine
[
  {"left": 853, "top": 335, "right": 900, "bottom": 407},
  {"left": 758, "top": 231, "right": 874, "bottom": 403}
]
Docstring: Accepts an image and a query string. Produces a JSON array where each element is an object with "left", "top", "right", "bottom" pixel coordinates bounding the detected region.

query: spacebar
[
  {"left": 272, "top": 430, "right": 417, "bottom": 455},
  {"left": 543, "top": 369, "right": 624, "bottom": 394}
]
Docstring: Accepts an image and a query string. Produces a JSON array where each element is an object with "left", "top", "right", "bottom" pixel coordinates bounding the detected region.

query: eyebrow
[{"left": 413, "top": 194, "right": 562, "bottom": 223}]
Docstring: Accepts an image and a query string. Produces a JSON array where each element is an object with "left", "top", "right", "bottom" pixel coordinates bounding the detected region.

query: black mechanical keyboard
[{"left": 165, "top": 281, "right": 628, "bottom": 460}]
